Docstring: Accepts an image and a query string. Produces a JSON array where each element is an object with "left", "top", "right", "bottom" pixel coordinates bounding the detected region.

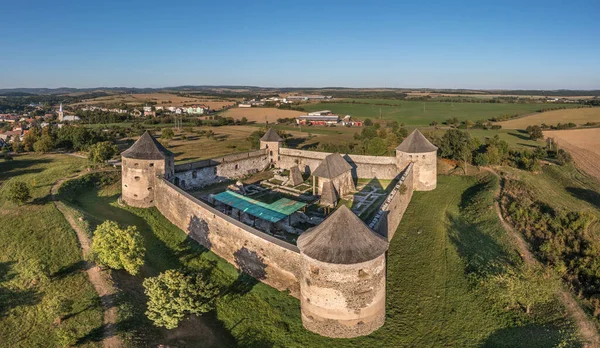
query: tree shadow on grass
[
  {"left": 566, "top": 187, "right": 600, "bottom": 209},
  {"left": 482, "top": 323, "right": 568, "bottom": 348},
  {"left": 0, "top": 157, "right": 52, "bottom": 180},
  {"left": 507, "top": 132, "right": 531, "bottom": 141},
  {"left": 446, "top": 212, "right": 515, "bottom": 277},
  {"left": 51, "top": 260, "right": 89, "bottom": 280},
  {"left": 0, "top": 261, "right": 43, "bottom": 318}
]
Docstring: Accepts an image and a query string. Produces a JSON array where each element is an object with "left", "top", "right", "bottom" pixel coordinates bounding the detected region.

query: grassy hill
[{"left": 0, "top": 155, "right": 103, "bottom": 347}]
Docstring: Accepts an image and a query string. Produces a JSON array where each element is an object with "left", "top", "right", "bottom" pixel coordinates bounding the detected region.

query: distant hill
[{"left": 0, "top": 86, "right": 598, "bottom": 97}]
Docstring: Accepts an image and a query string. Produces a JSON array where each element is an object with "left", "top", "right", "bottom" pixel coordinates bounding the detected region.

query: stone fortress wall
[
  {"left": 172, "top": 149, "right": 269, "bottom": 190},
  {"left": 121, "top": 129, "right": 438, "bottom": 338}
]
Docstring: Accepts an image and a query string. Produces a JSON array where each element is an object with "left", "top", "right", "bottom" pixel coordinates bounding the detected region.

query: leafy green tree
[
  {"left": 33, "top": 134, "right": 55, "bottom": 153},
  {"left": 91, "top": 221, "right": 145, "bottom": 275},
  {"left": 143, "top": 270, "right": 218, "bottom": 329},
  {"left": 526, "top": 125, "right": 544, "bottom": 141},
  {"left": 88, "top": 141, "right": 118, "bottom": 163},
  {"left": 12, "top": 138, "right": 24, "bottom": 153},
  {"left": 240, "top": 117, "right": 248, "bottom": 125},
  {"left": 54, "top": 327, "right": 78, "bottom": 347},
  {"left": 484, "top": 265, "right": 557, "bottom": 314},
  {"left": 360, "top": 126, "right": 378, "bottom": 140},
  {"left": 162, "top": 128, "right": 175, "bottom": 139},
  {"left": 365, "top": 137, "right": 387, "bottom": 156},
  {"left": 22, "top": 131, "right": 38, "bottom": 152},
  {"left": 363, "top": 118, "right": 373, "bottom": 126},
  {"left": 5, "top": 181, "right": 31, "bottom": 205},
  {"left": 556, "top": 149, "right": 572, "bottom": 165}
]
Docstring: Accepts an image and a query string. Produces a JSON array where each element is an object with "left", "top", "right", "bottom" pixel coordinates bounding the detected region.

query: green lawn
[
  {"left": 0, "top": 154, "right": 103, "bottom": 347},
  {"left": 303, "top": 100, "right": 577, "bottom": 126},
  {"left": 65, "top": 169, "right": 576, "bottom": 347}
]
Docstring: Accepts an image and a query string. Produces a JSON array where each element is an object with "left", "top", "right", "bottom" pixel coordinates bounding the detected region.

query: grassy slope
[
  {"left": 303, "top": 100, "right": 576, "bottom": 126},
  {"left": 70, "top": 173, "right": 575, "bottom": 347},
  {"left": 0, "top": 155, "right": 103, "bottom": 347}
]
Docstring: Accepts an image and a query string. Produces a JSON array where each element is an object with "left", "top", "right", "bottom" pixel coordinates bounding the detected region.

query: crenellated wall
[
  {"left": 154, "top": 178, "right": 303, "bottom": 296},
  {"left": 173, "top": 149, "right": 269, "bottom": 190},
  {"left": 278, "top": 148, "right": 399, "bottom": 179}
]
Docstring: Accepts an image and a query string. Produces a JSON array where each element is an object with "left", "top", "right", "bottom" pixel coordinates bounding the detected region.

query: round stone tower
[
  {"left": 395, "top": 129, "right": 438, "bottom": 191},
  {"left": 259, "top": 128, "right": 283, "bottom": 164},
  {"left": 121, "top": 131, "right": 174, "bottom": 208},
  {"left": 297, "top": 206, "right": 389, "bottom": 338}
]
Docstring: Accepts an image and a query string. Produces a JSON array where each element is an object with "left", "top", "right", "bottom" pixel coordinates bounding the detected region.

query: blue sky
[{"left": 1, "top": 0, "right": 599, "bottom": 89}]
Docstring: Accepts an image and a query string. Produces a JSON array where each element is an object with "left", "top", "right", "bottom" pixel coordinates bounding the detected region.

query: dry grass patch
[
  {"left": 545, "top": 128, "right": 600, "bottom": 181},
  {"left": 72, "top": 93, "right": 236, "bottom": 109},
  {"left": 221, "top": 107, "right": 304, "bottom": 123},
  {"left": 498, "top": 108, "right": 600, "bottom": 129}
]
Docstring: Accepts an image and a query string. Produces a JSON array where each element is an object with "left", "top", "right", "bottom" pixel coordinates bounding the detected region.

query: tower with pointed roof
[
  {"left": 297, "top": 205, "right": 389, "bottom": 338},
  {"left": 121, "top": 131, "right": 174, "bottom": 207},
  {"left": 396, "top": 129, "right": 438, "bottom": 191},
  {"left": 260, "top": 128, "right": 283, "bottom": 164}
]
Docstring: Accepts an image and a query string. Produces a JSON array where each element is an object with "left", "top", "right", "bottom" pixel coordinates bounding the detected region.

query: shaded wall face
[
  {"left": 299, "top": 254, "right": 386, "bottom": 338},
  {"left": 153, "top": 178, "right": 302, "bottom": 296},
  {"left": 396, "top": 151, "right": 437, "bottom": 191},
  {"left": 373, "top": 165, "right": 414, "bottom": 240},
  {"left": 173, "top": 154, "right": 268, "bottom": 190},
  {"left": 318, "top": 172, "right": 355, "bottom": 197},
  {"left": 122, "top": 157, "right": 167, "bottom": 207}
]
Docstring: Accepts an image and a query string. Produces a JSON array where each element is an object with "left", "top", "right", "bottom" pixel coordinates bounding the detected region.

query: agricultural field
[
  {"left": 498, "top": 107, "right": 600, "bottom": 129},
  {"left": 220, "top": 107, "right": 304, "bottom": 123},
  {"left": 545, "top": 128, "right": 600, "bottom": 182},
  {"left": 0, "top": 155, "right": 103, "bottom": 347},
  {"left": 61, "top": 170, "right": 577, "bottom": 347},
  {"left": 303, "top": 99, "right": 578, "bottom": 126},
  {"left": 71, "top": 93, "right": 237, "bottom": 110}
]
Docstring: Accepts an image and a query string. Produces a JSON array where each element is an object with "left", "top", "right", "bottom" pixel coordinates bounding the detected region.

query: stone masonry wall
[
  {"left": 173, "top": 149, "right": 269, "bottom": 190},
  {"left": 278, "top": 148, "right": 399, "bottom": 179},
  {"left": 369, "top": 164, "right": 415, "bottom": 240},
  {"left": 154, "top": 178, "right": 302, "bottom": 297}
]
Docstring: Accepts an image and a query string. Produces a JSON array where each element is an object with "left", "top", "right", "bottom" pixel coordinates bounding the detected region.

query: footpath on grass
[
  {"left": 484, "top": 167, "right": 600, "bottom": 348},
  {"left": 51, "top": 171, "right": 122, "bottom": 348}
]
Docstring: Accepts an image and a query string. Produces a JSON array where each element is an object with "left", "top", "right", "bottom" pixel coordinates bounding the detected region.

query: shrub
[{"left": 4, "top": 180, "right": 31, "bottom": 205}]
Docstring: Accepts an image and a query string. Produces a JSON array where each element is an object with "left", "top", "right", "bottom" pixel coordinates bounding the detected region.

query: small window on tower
[
  {"left": 235, "top": 164, "right": 238, "bottom": 170},
  {"left": 134, "top": 176, "right": 140, "bottom": 181},
  {"left": 149, "top": 163, "right": 154, "bottom": 167}
]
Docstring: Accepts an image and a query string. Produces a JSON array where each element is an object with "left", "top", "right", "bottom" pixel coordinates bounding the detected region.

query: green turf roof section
[{"left": 212, "top": 191, "right": 306, "bottom": 223}]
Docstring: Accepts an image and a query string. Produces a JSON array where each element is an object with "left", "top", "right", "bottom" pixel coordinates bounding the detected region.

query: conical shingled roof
[
  {"left": 396, "top": 129, "right": 438, "bottom": 153},
  {"left": 319, "top": 181, "right": 338, "bottom": 207},
  {"left": 297, "top": 205, "right": 388, "bottom": 264},
  {"left": 312, "top": 153, "right": 352, "bottom": 179},
  {"left": 260, "top": 128, "right": 283, "bottom": 142},
  {"left": 122, "top": 131, "right": 173, "bottom": 160}
]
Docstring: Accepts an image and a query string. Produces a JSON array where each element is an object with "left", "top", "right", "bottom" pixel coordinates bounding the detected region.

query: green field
[
  {"left": 0, "top": 155, "right": 103, "bottom": 347},
  {"left": 65, "top": 169, "right": 576, "bottom": 347},
  {"left": 303, "top": 99, "right": 577, "bottom": 126}
]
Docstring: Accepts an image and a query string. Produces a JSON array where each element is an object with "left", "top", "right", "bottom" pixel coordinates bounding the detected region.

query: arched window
[{"left": 134, "top": 176, "right": 140, "bottom": 181}]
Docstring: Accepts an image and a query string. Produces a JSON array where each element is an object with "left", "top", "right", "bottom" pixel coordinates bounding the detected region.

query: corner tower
[
  {"left": 260, "top": 128, "right": 283, "bottom": 164},
  {"left": 121, "top": 131, "right": 174, "bottom": 208},
  {"left": 297, "top": 206, "right": 389, "bottom": 338},
  {"left": 396, "top": 129, "right": 437, "bottom": 191}
]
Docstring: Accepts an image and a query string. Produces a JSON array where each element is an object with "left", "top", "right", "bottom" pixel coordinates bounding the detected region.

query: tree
[
  {"left": 12, "top": 138, "right": 24, "bottom": 153},
  {"left": 526, "top": 125, "right": 544, "bottom": 141},
  {"left": 363, "top": 118, "right": 373, "bottom": 126},
  {"left": 5, "top": 181, "right": 31, "bottom": 205},
  {"left": 484, "top": 265, "right": 557, "bottom": 314},
  {"left": 143, "top": 270, "right": 218, "bottom": 329},
  {"left": 162, "top": 128, "right": 175, "bottom": 139},
  {"left": 240, "top": 117, "right": 248, "bottom": 125},
  {"left": 22, "top": 131, "right": 37, "bottom": 152},
  {"left": 88, "top": 141, "right": 118, "bottom": 163},
  {"left": 33, "top": 134, "right": 54, "bottom": 153},
  {"left": 91, "top": 221, "right": 145, "bottom": 275}
]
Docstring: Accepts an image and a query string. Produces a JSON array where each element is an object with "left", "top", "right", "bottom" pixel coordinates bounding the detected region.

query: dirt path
[
  {"left": 483, "top": 168, "right": 600, "bottom": 347},
  {"left": 52, "top": 173, "right": 122, "bottom": 348}
]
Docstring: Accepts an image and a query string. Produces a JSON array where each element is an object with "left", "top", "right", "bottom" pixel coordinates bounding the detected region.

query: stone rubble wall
[
  {"left": 369, "top": 163, "right": 415, "bottom": 240},
  {"left": 154, "top": 178, "right": 302, "bottom": 297},
  {"left": 278, "top": 148, "right": 399, "bottom": 179},
  {"left": 172, "top": 149, "right": 269, "bottom": 190}
]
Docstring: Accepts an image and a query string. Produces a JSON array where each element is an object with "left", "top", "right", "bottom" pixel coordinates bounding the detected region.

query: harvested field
[
  {"left": 498, "top": 107, "right": 600, "bottom": 129},
  {"left": 545, "top": 128, "right": 600, "bottom": 181},
  {"left": 72, "top": 92, "right": 237, "bottom": 109},
  {"left": 221, "top": 107, "right": 304, "bottom": 123}
]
